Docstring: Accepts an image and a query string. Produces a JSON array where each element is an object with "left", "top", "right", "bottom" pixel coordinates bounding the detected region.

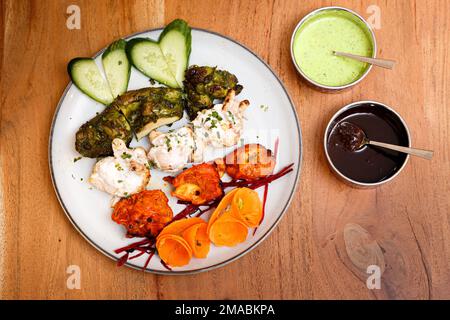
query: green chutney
[{"left": 292, "top": 9, "right": 374, "bottom": 87}]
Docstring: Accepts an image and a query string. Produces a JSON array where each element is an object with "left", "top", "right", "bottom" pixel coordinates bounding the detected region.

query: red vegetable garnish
[
  {"left": 129, "top": 250, "right": 147, "bottom": 260},
  {"left": 253, "top": 183, "right": 269, "bottom": 236},
  {"left": 117, "top": 252, "right": 129, "bottom": 267},
  {"left": 143, "top": 250, "right": 155, "bottom": 270},
  {"left": 221, "top": 163, "right": 294, "bottom": 189},
  {"left": 114, "top": 238, "right": 153, "bottom": 254},
  {"left": 160, "top": 259, "right": 172, "bottom": 271}
]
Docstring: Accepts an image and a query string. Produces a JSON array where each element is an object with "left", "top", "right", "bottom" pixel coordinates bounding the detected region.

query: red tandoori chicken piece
[
  {"left": 164, "top": 163, "right": 223, "bottom": 205},
  {"left": 112, "top": 190, "right": 173, "bottom": 238},
  {"left": 216, "top": 144, "right": 276, "bottom": 181}
]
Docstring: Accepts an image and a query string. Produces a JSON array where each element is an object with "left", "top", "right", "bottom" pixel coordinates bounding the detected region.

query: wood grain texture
[{"left": 1, "top": 0, "right": 449, "bottom": 299}]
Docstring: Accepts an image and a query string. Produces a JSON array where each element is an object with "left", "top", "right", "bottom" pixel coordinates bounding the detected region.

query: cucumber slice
[
  {"left": 126, "top": 38, "right": 179, "bottom": 88},
  {"left": 68, "top": 58, "right": 114, "bottom": 105},
  {"left": 159, "top": 19, "right": 191, "bottom": 87},
  {"left": 102, "top": 39, "right": 130, "bottom": 98}
]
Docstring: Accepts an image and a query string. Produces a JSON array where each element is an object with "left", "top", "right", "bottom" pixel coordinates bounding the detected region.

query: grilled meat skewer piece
[
  {"left": 75, "top": 87, "right": 184, "bottom": 157},
  {"left": 116, "top": 87, "right": 184, "bottom": 140},
  {"left": 75, "top": 105, "right": 132, "bottom": 158},
  {"left": 183, "top": 65, "right": 243, "bottom": 119}
]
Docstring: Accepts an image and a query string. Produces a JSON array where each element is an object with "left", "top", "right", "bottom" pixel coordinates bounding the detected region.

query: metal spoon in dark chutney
[{"left": 337, "top": 121, "right": 433, "bottom": 159}]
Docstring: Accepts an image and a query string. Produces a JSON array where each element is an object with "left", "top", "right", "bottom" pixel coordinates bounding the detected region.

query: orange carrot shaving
[
  {"left": 207, "top": 189, "right": 239, "bottom": 235},
  {"left": 158, "top": 217, "right": 205, "bottom": 238},
  {"left": 207, "top": 187, "right": 262, "bottom": 246},
  {"left": 231, "top": 188, "right": 262, "bottom": 228},
  {"left": 208, "top": 216, "right": 248, "bottom": 247},
  {"left": 182, "top": 222, "right": 210, "bottom": 258},
  {"left": 156, "top": 234, "right": 192, "bottom": 267}
]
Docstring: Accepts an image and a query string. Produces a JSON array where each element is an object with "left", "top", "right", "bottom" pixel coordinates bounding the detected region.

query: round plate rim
[{"left": 48, "top": 27, "right": 303, "bottom": 275}]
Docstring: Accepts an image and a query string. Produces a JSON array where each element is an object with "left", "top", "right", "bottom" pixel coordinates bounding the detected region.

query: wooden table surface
[{"left": 1, "top": 0, "right": 449, "bottom": 299}]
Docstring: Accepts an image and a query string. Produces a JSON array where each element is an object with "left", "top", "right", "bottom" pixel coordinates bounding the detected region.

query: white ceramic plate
[{"left": 49, "top": 28, "right": 302, "bottom": 274}]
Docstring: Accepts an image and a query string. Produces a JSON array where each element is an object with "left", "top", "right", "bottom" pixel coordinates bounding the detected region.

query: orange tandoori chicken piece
[
  {"left": 164, "top": 163, "right": 223, "bottom": 205},
  {"left": 112, "top": 190, "right": 173, "bottom": 238},
  {"left": 215, "top": 144, "right": 276, "bottom": 181}
]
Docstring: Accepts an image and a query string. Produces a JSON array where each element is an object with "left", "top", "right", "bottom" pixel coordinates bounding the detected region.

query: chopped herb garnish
[
  {"left": 211, "top": 111, "right": 223, "bottom": 121},
  {"left": 210, "top": 120, "right": 217, "bottom": 129},
  {"left": 165, "top": 137, "right": 172, "bottom": 152},
  {"left": 260, "top": 105, "right": 269, "bottom": 112},
  {"left": 121, "top": 152, "right": 132, "bottom": 159},
  {"left": 237, "top": 197, "right": 244, "bottom": 210},
  {"left": 227, "top": 111, "right": 236, "bottom": 124},
  {"left": 146, "top": 160, "right": 156, "bottom": 169},
  {"left": 117, "top": 180, "right": 123, "bottom": 183},
  {"left": 73, "top": 156, "right": 82, "bottom": 163},
  {"left": 115, "top": 163, "right": 124, "bottom": 171}
]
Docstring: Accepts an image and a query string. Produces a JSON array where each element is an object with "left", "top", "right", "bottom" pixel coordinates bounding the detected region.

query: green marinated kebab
[
  {"left": 184, "top": 65, "right": 243, "bottom": 120},
  {"left": 75, "top": 87, "right": 183, "bottom": 157}
]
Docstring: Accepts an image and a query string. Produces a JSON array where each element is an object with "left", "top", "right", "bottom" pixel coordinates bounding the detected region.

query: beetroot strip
[
  {"left": 221, "top": 164, "right": 294, "bottom": 189},
  {"left": 221, "top": 179, "right": 245, "bottom": 188},
  {"left": 253, "top": 182, "right": 269, "bottom": 236},
  {"left": 114, "top": 238, "right": 152, "bottom": 254},
  {"left": 171, "top": 204, "right": 198, "bottom": 221},
  {"left": 131, "top": 244, "right": 155, "bottom": 254},
  {"left": 129, "top": 250, "right": 147, "bottom": 260},
  {"left": 194, "top": 199, "right": 222, "bottom": 217},
  {"left": 130, "top": 246, "right": 152, "bottom": 253},
  {"left": 160, "top": 259, "right": 172, "bottom": 271},
  {"left": 247, "top": 169, "right": 293, "bottom": 190},
  {"left": 142, "top": 250, "right": 155, "bottom": 270},
  {"left": 117, "top": 253, "right": 129, "bottom": 267}
]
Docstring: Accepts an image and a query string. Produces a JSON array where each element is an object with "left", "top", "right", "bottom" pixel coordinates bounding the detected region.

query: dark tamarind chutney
[{"left": 326, "top": 102, "right": 409, "bottom": 184}]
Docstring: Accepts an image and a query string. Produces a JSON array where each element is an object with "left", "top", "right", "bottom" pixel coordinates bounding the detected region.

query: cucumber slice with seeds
[
  {"left": 159, "top": 19, "right": 191, "bottom": 87},
  {"left": 126, "top": 19, "right": 191, "bottom": 88},
  {"left": 68, "top": 58, "right": 114, "bottom": 105},
  {"left": 126, "top": 38, "right": 179, "bottom": 88},
  {"left": 102, "top": 39, "right": 130, "bottom": 98}
]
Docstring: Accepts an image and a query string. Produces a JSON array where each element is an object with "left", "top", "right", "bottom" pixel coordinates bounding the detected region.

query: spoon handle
[
  {"left": 368, "top": 140, "right": 433, "bottom": 160},
  {"left": 333, "top": 51, "right": 396, "bottom": 69}
]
